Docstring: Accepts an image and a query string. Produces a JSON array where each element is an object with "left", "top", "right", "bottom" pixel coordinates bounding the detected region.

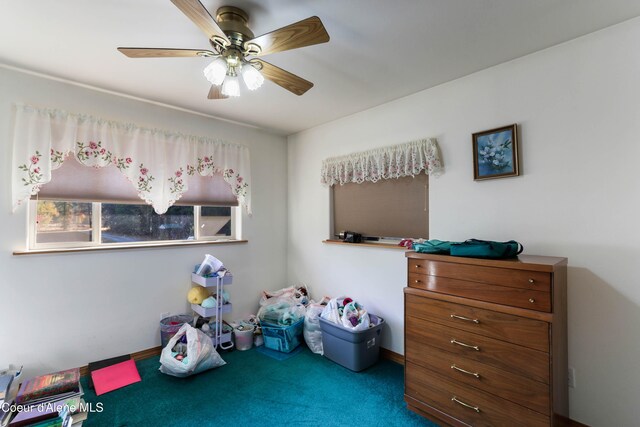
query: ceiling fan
[{"left": 118, "top": 0, "right": 330, "bottom": 99}]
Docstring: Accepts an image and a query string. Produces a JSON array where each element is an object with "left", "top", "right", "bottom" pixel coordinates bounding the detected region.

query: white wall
[
  {"left": 0, "top": 67, "right": 288, "bottom": 378},
  {"left": 287, "top": 17, "right": 640, "bottom": 427}
]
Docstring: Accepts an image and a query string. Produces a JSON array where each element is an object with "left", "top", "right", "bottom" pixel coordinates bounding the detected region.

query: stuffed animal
[
  {"left": 187, "top": 286, "right": 210, "bottom": 304},
  {"left": 201, "top": 296, "right": 217, "bottom": 308}
]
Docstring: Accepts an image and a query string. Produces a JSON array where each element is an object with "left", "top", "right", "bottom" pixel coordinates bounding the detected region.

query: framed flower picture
[{"left": 472, "top": 124, "right": 519, "bottom": 180}]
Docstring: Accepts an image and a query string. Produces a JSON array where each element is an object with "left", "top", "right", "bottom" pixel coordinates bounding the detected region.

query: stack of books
[{"left": 5, "top": 368, "right": 86, "bottom": 427}]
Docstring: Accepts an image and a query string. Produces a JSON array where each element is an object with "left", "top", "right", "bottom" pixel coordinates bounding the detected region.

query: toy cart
[{"left": 191, "top": 272, "right": 234, "bottom": 350}]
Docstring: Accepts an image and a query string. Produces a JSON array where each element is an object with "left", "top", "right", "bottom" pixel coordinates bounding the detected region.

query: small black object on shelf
[{"left": 338, "top": 231, "right": 362, "bottom": 243}]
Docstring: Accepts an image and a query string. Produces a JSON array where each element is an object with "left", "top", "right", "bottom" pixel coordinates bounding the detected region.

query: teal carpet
[{"left": 81, "top": 346, "right": 436, "bottom": 427}]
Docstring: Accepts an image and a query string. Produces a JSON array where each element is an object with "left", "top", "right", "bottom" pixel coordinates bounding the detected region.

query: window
[
  {"left": 200, "top": 207, "right": 233, "bottom": 238},
  {"left": 29, "top": 200, "right": 239, "bottom": 250},
  {"left": 35, "top": 201, "right": 93, "bottom": 245},
  {"left": 331, "top": 174, "right": 428, "bottom": 241},
  {"left": 321, "top": 138, "right": 442, "bottom": 244},
  {"left": 101, "top": 204, "right": 195, "bottom": 243}
]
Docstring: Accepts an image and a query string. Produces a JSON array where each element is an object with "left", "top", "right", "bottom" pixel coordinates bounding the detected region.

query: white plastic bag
[
  {"left": 341, "top": 301, "right": 370, "bottom": 331},
  {"left": 257, "top": 296, "right": 306, "bottom": 326},
  {"left": 321, "top": 297, "right": 371, "bottom": 331},
  {"left": 320, "top": 297, "right": 343, "bottom": 324},
  {"left": 260, "top": 284, "right": 310, "bottom": 306},
  {"left": 304, "top": 304, "right": 325, "bottom": 355},
  {"left": 159, "top": 323, "right": 226, "bottom": 377}
]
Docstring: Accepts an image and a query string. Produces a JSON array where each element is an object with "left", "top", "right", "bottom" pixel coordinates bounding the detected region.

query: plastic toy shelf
[
  {"left": 191, "top": 302, "right": 232, "bottom": 318},
  {"left": 211, "top": 331, "right": 233, "bottom": 347},
  {"left": 191, "top": 272, "right": 232, "bottom": 287},
  {"left": 190, "top": 272, "right": 234, "bottom": 350}
]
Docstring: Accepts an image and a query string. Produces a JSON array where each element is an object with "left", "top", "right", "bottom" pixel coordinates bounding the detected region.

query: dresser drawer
[
  {"left": 406, "top": 315, "right": 550, "bottom": 383},
  {"left": 409, "top": 258, "right": 551, "bottom": 291},
  {"left": 405, "top": 361, "right": 549, "bottom": 427},
  {"left": 405, "top": 293, "right": 549, "bottom": 352},
  {"left": 409, "top": 273, "right": 551, "bottom": 312},
  {"left": 406, "top": 342, "right": 550, "bottom": 415}
]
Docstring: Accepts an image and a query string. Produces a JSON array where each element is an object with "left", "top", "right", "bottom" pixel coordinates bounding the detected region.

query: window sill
[
  {"left": 322, "top": 239, "right": 408, "bottom": 250},
  {"left": 13, "top": 239, "right": 248, "bottom": 256}
]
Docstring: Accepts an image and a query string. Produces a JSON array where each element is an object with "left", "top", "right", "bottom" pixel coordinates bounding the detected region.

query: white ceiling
[{"left": 2, "top": 1, "right": 640, "bottom": 135}]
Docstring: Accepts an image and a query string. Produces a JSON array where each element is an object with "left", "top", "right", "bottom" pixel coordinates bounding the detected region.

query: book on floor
[
  {"left": 68, "top": 410, "right": 87, "bottom": 425},
  {"left": 9, "top": 393, "right": 80, "bottom": 427},
  {"left": 17, "top": 384, "right": 83, "bottom": 408},
  {"left": 8, "top": 405, "right": 57, "bottom": 427},
  {"left": 17, "top": 405, "right": 71, "bottom": 427},
  {"left": 15, "top": 369, "right": 79, "bottom": 405}
]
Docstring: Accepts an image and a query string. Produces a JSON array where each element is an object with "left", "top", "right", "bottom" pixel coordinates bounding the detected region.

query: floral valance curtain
[
  {"left": 11, "top": 104, "right": 251, "bottom": 214},
  {"left": 320, "top": 138, "right": 443, "bottom": 186}
]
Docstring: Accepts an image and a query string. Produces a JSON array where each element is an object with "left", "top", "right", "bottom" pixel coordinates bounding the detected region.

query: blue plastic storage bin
[{"left": 260, "top": 319, "right": 304, "bottom": 353}]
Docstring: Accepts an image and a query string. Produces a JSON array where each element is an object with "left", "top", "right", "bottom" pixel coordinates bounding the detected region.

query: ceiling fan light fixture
[
  {"left": 119, "top": 2, "right": 330, "bottom": 99},
  {"left": 241, "top": 63, "right": 264, "bottom": 90},
  {"left": 203, "top": 57, "right": 228, "bottom": 85},
  {"left": 221, "top": 74, "right": 241, "bottom": 97}
]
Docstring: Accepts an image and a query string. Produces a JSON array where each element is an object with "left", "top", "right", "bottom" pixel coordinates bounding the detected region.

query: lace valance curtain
[
  {"left": 320, "top": 138, "right": 443, "bottom": 186},
  {"left": 11, "top": 104, "right": 251, "bottom": 214}
]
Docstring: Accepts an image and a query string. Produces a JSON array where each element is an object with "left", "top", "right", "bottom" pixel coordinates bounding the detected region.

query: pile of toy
[
  {"left": 159, "top": 323, "right": 226, "bottom": 377},
  {"left": 256, "top": 285, "right": 308, "bottom": 325},
  {"left": 187, "top": 285, "right": 230, "bottom": 309},
  {"left": 320, "top": 296, "right": 372, "bottom": 331},
  {"left": 170, "top": 334, "right": 190, "bottom": 365}
]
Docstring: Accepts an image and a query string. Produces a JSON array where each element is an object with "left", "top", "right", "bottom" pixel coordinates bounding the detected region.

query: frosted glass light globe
[
  {"left": 221, "top": 75, "right": 241, "bottom": 97},
  {"left": 241, "top": 64, "right": 264, "bottom": 90},
  {"left": 203, "top": 57, "right": 227, "bottom": 85}
]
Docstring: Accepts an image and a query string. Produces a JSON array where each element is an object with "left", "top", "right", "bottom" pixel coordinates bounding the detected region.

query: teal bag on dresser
[
  {"left": 449, "top": 239, "right": 523, "bottom": 259},
  {"left": 412, "top": 240, "right": 457, "bottom": 254}
]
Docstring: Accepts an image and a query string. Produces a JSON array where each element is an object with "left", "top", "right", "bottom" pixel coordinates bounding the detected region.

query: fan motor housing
[{"left": 216, "top": 6, "right": 254, "bottom": 47}]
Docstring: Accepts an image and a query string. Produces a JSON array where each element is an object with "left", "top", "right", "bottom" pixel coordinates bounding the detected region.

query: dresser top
[{"left": 405, "top": 251, "right": 567, "bottom": 272}]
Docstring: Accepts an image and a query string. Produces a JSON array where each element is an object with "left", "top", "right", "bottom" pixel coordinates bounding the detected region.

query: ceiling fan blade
[
  {"left": 117, "top": 47, "right": 215, "bottom": 58},
  {"left": 170, "top": 0, "right": 230, "bottom": 44},
  {"left": 207, "top": 85, "right": 229, "bottom": 100},
  {"left": 245, "top": 16, "right": 329, "bottom": 57},
  {"left": 254, "top": 60, "right": 313, "bottom": 96}
]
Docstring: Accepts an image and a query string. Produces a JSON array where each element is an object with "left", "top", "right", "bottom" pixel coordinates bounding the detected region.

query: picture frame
[{"left": 472, "top": 123, "right": 519, "bottom": 180}]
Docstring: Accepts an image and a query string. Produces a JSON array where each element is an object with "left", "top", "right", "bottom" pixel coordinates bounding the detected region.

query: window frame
[{"left": 27, "top": 200, "right": 241, "bottom": 251}]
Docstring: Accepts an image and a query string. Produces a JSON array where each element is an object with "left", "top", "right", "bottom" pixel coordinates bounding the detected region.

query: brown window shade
[
  {"left": 33, "top": 157, "right": 238, "bottom": 206},
  {"left": 332, "top": 174, "right": 428, "bottom": 239}
]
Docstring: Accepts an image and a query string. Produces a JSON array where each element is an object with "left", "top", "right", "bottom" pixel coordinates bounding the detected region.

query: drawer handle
[
  {"left": 451, "top": 339, "right": 479, "bottom": 351},
  {"left": 452, "top": 396, "right": 480, "bottom": 413},
  {"left": 451, "top": 364, "right": 480, "bottom": 379},
  {"left": 528, "top": 278, "right": 535, "bottom": 284},
  {"left": 450, "top": 314, "right": 479, "bottom": 324},
  {"left": 529, "top": 298, "right": 535, "bottom": 303},
  {"left": 414, "top": 279, "right": 422, "bottom": 284}
]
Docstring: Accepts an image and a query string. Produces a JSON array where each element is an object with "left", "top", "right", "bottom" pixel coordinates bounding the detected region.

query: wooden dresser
[{"left": 404, "top": 252, "right": 568, "bottom": 427}]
